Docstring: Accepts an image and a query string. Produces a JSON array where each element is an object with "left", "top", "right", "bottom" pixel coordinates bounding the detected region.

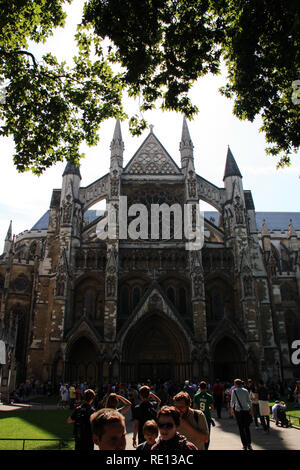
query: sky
[{"left": 1, "top": 1, "right": 299, "bottom": 248}]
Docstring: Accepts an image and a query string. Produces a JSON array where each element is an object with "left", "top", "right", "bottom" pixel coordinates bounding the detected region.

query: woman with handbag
[{"left": 230, "top": 379, "right": 253, "bottom": 450}]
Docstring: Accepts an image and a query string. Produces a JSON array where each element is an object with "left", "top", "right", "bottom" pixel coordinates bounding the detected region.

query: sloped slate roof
[{"left": 31, "top": 210, "right": 300, "bottom": 232}]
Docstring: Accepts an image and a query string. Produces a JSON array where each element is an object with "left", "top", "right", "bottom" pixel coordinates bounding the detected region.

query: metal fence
[
  {"left": 0, "top": 438, "right": 74, "bottom": 450},
  {"left": 287, "top": 414, "right": 300, "bottom": 427}
]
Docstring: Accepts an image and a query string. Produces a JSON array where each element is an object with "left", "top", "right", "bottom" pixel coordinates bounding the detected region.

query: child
[{"left": 136, "top": 420, "right": 158, "bottom": 451}]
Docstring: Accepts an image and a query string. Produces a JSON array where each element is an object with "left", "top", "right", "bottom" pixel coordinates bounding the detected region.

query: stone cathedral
[{"left": 0, "top": 118, "right": 300, "bottom": 396}]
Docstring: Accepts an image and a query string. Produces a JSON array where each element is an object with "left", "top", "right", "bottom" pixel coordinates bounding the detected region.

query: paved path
[
  {"left": 1, "top": 402, "right": 299, "bottom": 450},
  {"left": 124, "top": 409, "right": 300, "bottom": 451}
]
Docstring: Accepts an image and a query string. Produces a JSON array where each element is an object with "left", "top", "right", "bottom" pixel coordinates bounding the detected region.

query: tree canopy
[{"left": 0, "top": 0, "right": 299, "bottom": 174}]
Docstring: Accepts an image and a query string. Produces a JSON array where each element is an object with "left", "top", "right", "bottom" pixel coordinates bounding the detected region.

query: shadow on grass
[{"left": 0, "top": 409, "right": 75, "bottom": 450}]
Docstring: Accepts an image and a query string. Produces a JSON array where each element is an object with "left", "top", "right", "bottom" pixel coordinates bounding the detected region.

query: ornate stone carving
[
  {"left": 62, "top": 194, "right": 73, "bottom": 224},
  {"left": 234, "top": 196, "right": 244, "bottom": 225},
  {"left": 187, "top": 171, "right": 197, "bottom": 198},
  {"left": 110, "top": 170, "right": 119, "bottom": 197},
  {"left": 125, "top": 135, "right": 180, "bottom": 175}
]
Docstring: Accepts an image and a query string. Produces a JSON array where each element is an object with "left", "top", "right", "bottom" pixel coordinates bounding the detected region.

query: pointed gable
[{"left": 124, "top": 131, "right": 181, "bottom": 175}]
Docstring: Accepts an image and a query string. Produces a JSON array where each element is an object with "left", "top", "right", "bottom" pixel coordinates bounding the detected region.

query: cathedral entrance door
[
  {"left": 65, "top": 337, "right": 99, "bottom": 386},
  {"left": 122, "top": 313, "right": 190, "bottom": 383},
  {"left": 213, "top": 337, "right": 245, "bottom": 381}
]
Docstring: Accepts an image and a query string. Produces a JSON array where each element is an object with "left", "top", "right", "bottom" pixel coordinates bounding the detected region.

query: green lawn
[{"left": 0, "top": 409, "right": 75, "bottom": 450}]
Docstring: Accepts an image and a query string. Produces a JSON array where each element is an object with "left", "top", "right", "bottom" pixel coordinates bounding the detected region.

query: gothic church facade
[{"left": 1, "top": 119, "right": 300, "bottom": 395}]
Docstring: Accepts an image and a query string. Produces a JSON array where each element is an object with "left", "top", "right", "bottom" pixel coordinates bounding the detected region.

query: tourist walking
[
  {"left": 173, "top": 391, "right": 209, "bottom": 450},
  {"left": 193, "top": 381, "right": 214, "bottom": 449},
  {"left": 212, "top": 379, "right": 224, "bottom": 418},
  {"left": 249, "top": 382, "right": 261, "bottom": 429},
  {"left": 257, "top": 380, "right": 271, "bottom": 432},
  {"left": 67, "top": 389, "right": 96, "bottom": 451},
  {"left": 230, "top": 378, "right": 253, "bottom": 450},
  {"left": 151, "top": 406, "right": 197, "bottom": 451},
  {"left": 294, "top": 381, "right": 300, "bottom": 408},
  {"left": 132, "top": 385, "right": 161, "bottom": 447},
  {"left": 105, "top": 392, "right": 132, "bottom": 415}
]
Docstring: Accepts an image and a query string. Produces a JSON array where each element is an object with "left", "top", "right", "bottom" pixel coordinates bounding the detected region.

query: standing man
[
  {"left": 230, "top": 378, "right": 253, "bottom": 450},
  {"left": 69, "top": 384, "right": 76, "bottom": 410},
  {"left": 211, "top": 378, "right": 224, "bottom": 418},
  {"left": 257, "top": 380, "right": 271, "bottom": 432},
  {"left": 67, "top": 388, "right": 96, "bottom": 451},
  {"left": 132, "top": 385, "right": 161, "bottom": 447},
  {"left": 193, "top": 381, "right": 214, "bottom": 449},
  {"left": 173, "top": 391, "right": 209, "bottom": 450}
]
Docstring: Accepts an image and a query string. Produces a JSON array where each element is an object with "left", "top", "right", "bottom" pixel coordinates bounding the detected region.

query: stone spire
[
  {"left": 180, "top": 116, "right": 194, "bottom": 173},
  {"left": 3, "top": 220, "right": 12, "bottom": 256},
  {"left": 110, "top": 119, "right": 124, "bottom": 170},
  {"left": 223, "top": 146, "right": 242, "bottom": 180},
  {"left": 62, "top": 161, "right": 81, "bottom": 179}
]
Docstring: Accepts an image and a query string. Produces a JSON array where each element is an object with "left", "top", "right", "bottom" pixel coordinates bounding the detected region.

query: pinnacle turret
[
  {"left": 110, "top": 120, "right": 124, "bottom": 170},
  {"left": 223, "top": 146, "right": 242, "bottom": 181},
  {"left": 180, "top": 116, "right": 194, "bottom": 173}
]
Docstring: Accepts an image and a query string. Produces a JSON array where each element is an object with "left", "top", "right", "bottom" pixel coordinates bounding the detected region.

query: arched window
[
  {"left": 179, "top": 287, "right": 187, "bottom": 315},
  {"left": 120, "top": 286, "right": 129, "bottom": 316},
  {"left": 84, "top": 289, "right": 96, "bottom": 318},
  {"left": 211, "top": 289, "right": 224, "bottom": 321},
  {"left": 167, "top": 286, "right": 175, "bottom": 305},
  {"left": 132, "top": 286, "right": 141, "bottom": 310}
]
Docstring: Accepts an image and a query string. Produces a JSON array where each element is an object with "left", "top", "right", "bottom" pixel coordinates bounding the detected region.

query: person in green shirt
[{"left": 193, "top": 381, "right": 214, "bottom": 450}]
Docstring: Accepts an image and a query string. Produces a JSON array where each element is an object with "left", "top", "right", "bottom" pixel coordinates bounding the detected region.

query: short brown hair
[
  {"left": 199, "top": 381, "right": 207, "bottom": 390},
  {"left": 90, "top": 408, "right": 124, "bottom": 438},
  {"left": 143, "top": 420, "right": 158, "bottom": 436},
  {"left": 106, "top": 393, "right": 119, "bottom": 409},
  {"left": 84, "top": 389, "right": 96, "bottom": 402},
  {"left": 173, "top": 391, "right": 191, "bottom": 407},
  {"left": 234, "top": 379, "right": 243, "bottom": 387},
  {"left": 139, "top": 385, "right": 150, "bottom": 399},
  {"left": 157, "top": 406, "right": 180, "bottom": 426}
]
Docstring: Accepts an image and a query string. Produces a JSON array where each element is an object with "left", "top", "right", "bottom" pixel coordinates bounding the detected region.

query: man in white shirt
[{"left": 230, "top": 379, "right": 253, "bottom": 450}]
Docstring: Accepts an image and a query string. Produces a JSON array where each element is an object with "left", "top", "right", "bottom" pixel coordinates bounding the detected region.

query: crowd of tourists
[{"left": 63, "top": 377, "right": 299, "bottom": 451}]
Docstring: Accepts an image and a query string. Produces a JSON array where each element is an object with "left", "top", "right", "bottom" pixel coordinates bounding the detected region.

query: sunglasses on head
[{"left": 158, "top": 422, "right": 175, "bottom": 429}]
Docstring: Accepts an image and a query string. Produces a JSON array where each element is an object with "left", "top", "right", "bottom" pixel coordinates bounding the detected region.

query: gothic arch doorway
[
  {"left": 121, "top": 313, "right": 190, "bottom": 383},
  {"left": 212, "top": 336, "right": 245, "bottom": 381},
  {"left": 65, "top": 337, "right": 99, "bottom": 386}
]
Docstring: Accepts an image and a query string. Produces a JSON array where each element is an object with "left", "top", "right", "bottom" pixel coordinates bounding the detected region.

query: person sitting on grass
[
  {"left": 136, "top": 420, "right": 159, "bottom": 451},
  {"left": 90, "top": 408, "right": 126, "bottom": 450},
  {"left": 272, "top": 401, "right": 290, "bottom": 427}
]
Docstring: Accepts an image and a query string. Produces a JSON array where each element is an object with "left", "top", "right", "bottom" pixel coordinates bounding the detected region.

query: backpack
[{"left": 73, "top": 404, "right": 92, "bottom": 441}]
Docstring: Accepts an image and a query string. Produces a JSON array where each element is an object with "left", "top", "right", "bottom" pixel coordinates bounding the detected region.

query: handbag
[{"left": 234, "top": 390, "right": 253, "bottom": 425}]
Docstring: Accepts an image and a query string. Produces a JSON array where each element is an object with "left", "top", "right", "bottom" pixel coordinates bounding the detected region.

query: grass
[{"left": 0, "top": 409, "right": 75, "bottom": 450}]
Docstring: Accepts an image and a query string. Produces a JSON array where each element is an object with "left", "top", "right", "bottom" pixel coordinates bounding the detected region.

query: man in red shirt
[{"left": 212, "top": 379, "right": 224, "bottom": 418}]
